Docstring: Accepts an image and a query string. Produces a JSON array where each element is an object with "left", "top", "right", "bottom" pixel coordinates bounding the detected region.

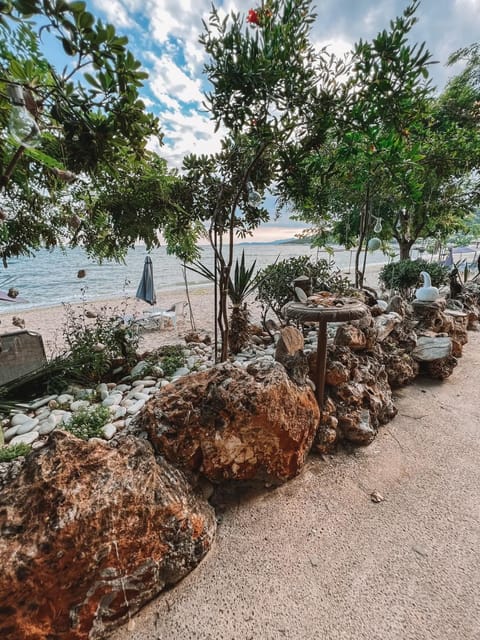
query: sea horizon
[{"left": 0, "top": 242, "right": 409, "bottom": 314}]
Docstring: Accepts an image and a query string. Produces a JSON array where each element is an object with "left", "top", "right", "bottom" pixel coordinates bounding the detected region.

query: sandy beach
[
  {"left": 0, "top": 266, "right": 384, "bottom": 358},
  {"left": 0, "top": 285, "right": 217, "bottom": 358}
]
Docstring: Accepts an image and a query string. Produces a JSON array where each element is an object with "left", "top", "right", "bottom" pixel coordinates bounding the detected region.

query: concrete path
[{"left": 112, "top": 332, "right": 480, "bottom": 640}]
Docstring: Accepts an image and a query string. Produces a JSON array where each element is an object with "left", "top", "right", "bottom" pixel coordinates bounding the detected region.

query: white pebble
[
  {"left": 3, "top": 425, "right": 20, "bottom": 442},
  {"left": 10, "top": 431, "right": 39, "bottom": 446},
  {"left": 70, "top": 400, "right": 90, "bottom": 412},
  {"left": 11, "top": 413, "right": 31, "bottom": 427},
  {"left": 102, "top": 423, "right": 117, "bottom": 440},
  {"left": 16, "top": 418, "right": 39, "bottom": 435},
  {"left": 57, "top": 394, "right": 74, "bottom": 405},
  {"left": 127, "top": 399, "right": 146, "bottom": 415}
]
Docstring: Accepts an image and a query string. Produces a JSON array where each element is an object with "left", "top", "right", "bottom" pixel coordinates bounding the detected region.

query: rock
[
  {"left": 102, "top": 423, "right": 117, "bottom": 440},
  {"left": 10, "top": 413, "right": 31, "bottom": 427},
  {"left": 338, "top": 408, "right": 376, "bottom": 445},
  {"left": 412, "top": 336, "right": 452, "bottom": 362},
  {"left": 38, "top": 415, "right": 58, "bottom": 435},
  {"left": 4, "top": 425, "right": 22, "bottom": 443},
  {"left": 274, "top": 326, "right": 308, "bottom": 384},
  {"left": 96, "top": 383, "right": 109, "bottom": 400},
  {"left": 309, "top": 345, "right": 397, "bottom": 449},
  {"left": 275, "top": 326, "right": 304, "bottom": 359},
  {"left": 325, "top": 360, "right": 350, "bottom": 386},
  {"left": 70, "top": 400, "right": 90, "bottom": 412},
  {"left": 15, "top": 418, "right": 39, "bottom": 435},
  {"left": 171, "top": 367, "right": 190, "bottom": 378},
  {"left": 381, "top": 350, "right": 419, "bottom": 389},
  {"left": 130, "top": 360, "right": 150, "bottom": 378},
  {"left": 9, "top": 430, "right": 39, "bottom": 446},
  {"left": 57, "top": 393, "right": 74, "bottom": 405},
  {"left": 102, "top": 393, "right": 123, "bottom": 407},
  {"left": 374, "top": 312, "right": 402, "bottom": 342},
  {"left": 110, "top": 405, "right": 127, "bottom": 420},
  {"left": 126, "top": 399, "right": 146, "bottom": 415},
  {"left": 334, "top": 323, "right": 368, "bottom": 351},
  {"left": 421, "top": 355, "right": 458, "bottom": 380},
  {"left": 0, "top": 431, "right": 216, "bottom": 640},
  {"left": 138, "top": 362, "right": 319, "bottom": 484},
  {"left": 386, "top": 295, "right": 412, "bottom": 318}
]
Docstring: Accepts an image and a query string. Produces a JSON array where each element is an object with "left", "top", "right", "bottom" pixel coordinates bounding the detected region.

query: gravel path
[{"left": 111, "top": 333, "right": 480, "bottom": 640}]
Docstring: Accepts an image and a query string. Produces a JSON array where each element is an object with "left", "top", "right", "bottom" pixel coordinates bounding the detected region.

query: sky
[{"left": 82, "top": 0, "right": 480, "bottom": 241}]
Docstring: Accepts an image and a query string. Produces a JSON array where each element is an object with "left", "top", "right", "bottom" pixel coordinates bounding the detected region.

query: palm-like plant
[{"left": 186, "top": 250, "right": 265, "bottom": 353}]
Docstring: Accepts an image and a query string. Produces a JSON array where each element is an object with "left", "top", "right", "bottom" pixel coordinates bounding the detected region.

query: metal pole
[
  {"left": 214, "top": 226, "right": 218, "bottom": 364},
  {"left": 315, "top": 319, "right": 328, "bottom": 411}
]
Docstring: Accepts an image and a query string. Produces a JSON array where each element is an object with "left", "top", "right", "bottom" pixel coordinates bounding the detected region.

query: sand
[{"left": 0, "top": 285, "right": 217, "bottom": 358}]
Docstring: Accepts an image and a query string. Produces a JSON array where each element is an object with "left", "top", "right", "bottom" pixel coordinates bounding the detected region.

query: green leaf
[
  {"left": 23, "top": 147, "right": 65, "bottom": 169},
  {"left": 60, "top": 36, "right": 75, "bottom": 55}
]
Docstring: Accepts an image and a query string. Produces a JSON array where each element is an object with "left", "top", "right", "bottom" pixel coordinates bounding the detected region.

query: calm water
[{"left": 0, "top": 243, "right": 389, "bottom": 312}]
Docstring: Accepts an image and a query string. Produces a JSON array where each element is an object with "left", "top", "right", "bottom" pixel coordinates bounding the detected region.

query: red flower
[{"left": 247, "top": 9, "right": 259, "bottom": 24}]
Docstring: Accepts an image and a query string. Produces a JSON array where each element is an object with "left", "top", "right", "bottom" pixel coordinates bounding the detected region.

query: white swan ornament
[{"left": 415, "top": 271, "right": 439, "bottom": 301}]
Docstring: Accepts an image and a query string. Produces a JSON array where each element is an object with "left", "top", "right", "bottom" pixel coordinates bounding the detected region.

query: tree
[
  {"left": 0, "top": 0, "right": 162, "bottom": 263},
  {"left": 277, "top": 1, "right": 435, "bottom": 281},
  {"left": 186, "top": 0, "right": 320, "bottom": 360}
]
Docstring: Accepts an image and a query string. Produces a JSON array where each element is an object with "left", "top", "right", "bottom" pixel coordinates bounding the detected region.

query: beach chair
[{"left": 142, "top": 301, "right": 187, "bottom": 331}]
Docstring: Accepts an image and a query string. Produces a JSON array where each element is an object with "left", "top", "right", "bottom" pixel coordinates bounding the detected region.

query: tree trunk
[
  {"left": 355, "top": 187, "right": 370, "bottom": 288},
  {"left": 398, "top": 239, "right": 414, "bottom": 260}
]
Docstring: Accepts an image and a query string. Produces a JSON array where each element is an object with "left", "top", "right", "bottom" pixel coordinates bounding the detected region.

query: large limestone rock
[
  {"left": 138, "top": 362, "right": 320, "bottom": 484},
  {"left": 274, "top": 326, "right": 309, "bottom": 384},
  {"left": 311, "top": 346, "right": 397, "bottom": 452},
  {"left": 0, "top": 431, "right": 216, "bottom": 640}
]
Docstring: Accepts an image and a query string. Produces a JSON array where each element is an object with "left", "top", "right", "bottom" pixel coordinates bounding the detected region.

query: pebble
[
  {"left": 127, "top": 399, "right": 146, "bottom": 415},
  {"left": 70, "top": 400, "right": 91, "bottom": 412},
  {"left": 96, "top": 383, "right": 109, "bottom": 400},
  {"left": 102, "top": 394, "right": 123, "bottom": 407},
  {"left": 140, "top": 379, "right": 156, "bottom": 387},
  {"left": 16, "top": 418, "right": 40, "bottom": 435},
  {"left": 102, "top": 423, "right": 117, "bottom": 440},
  {"left": 172, "top": 367, "right": 190, "bottom": 378},
  {"left": 3, "top": 425, "right": 20, "bottom": 443},
  {"left": 110, "top": 405, "right": 127, "bottom": 420},
  {"left": 57, "top": 394, "right": 74, "bottom": 405},
  {"left": 132, "top": 392, "right": 149, "bottom": 401},
  {"left": 130, "top": 361, "right": 150, "bottom": 377},
  {"left": 11, "top": 414, "right": 31, "bottom": 427},
  {"left": 115, "top": 384, "right": 131, "bottom": 393},
  {"left": 38, "top": 418, "right": 58, "bottom": 435},
  {"left": 9, "top": 431, "right": 39, "bottom": 446}
]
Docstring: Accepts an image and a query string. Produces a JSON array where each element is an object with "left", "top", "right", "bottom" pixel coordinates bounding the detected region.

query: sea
[{"left": 0, "top": 243, "right": 392, "bottom": 313}]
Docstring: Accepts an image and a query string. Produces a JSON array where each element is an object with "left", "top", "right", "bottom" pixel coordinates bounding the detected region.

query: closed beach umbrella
[
  {"left": 443, "top": 247, "right": 454, "bottom": 267},
  {"left": 136, "top": 256, "right": 156, "bottom": 306}
]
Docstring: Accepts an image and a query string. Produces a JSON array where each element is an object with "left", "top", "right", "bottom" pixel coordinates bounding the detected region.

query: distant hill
[{"left": 237, "top": 237, "right": 310, "bottom": 246}]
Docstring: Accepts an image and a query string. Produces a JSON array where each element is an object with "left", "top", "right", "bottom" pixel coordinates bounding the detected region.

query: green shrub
[
  {"left": 157, "top": 344, "right": 185, "bottom": 377},
  {"left": 379, "top": 259, "right": 449, "bottom": 299},
  {"left": 62, "top": 301, "right": 140, "bottom": 383},
  {"left": 65, "top": 405, "right": 110, "bottom": 440},
  {"left": 256, "top": 256, "right": 352, "bottom": 324},
  {"left": 0, "top": 443, "right": 31, "bottom": 462}
]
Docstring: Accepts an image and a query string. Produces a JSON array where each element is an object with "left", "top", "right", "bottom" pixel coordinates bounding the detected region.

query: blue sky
[{"left": 81, "top": 0, "right": 480, "bottom": 241}]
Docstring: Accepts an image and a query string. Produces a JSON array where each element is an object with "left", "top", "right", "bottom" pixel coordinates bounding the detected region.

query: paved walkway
[{"left": 112, "top": 332, "right": 480, "bottom": 640}]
